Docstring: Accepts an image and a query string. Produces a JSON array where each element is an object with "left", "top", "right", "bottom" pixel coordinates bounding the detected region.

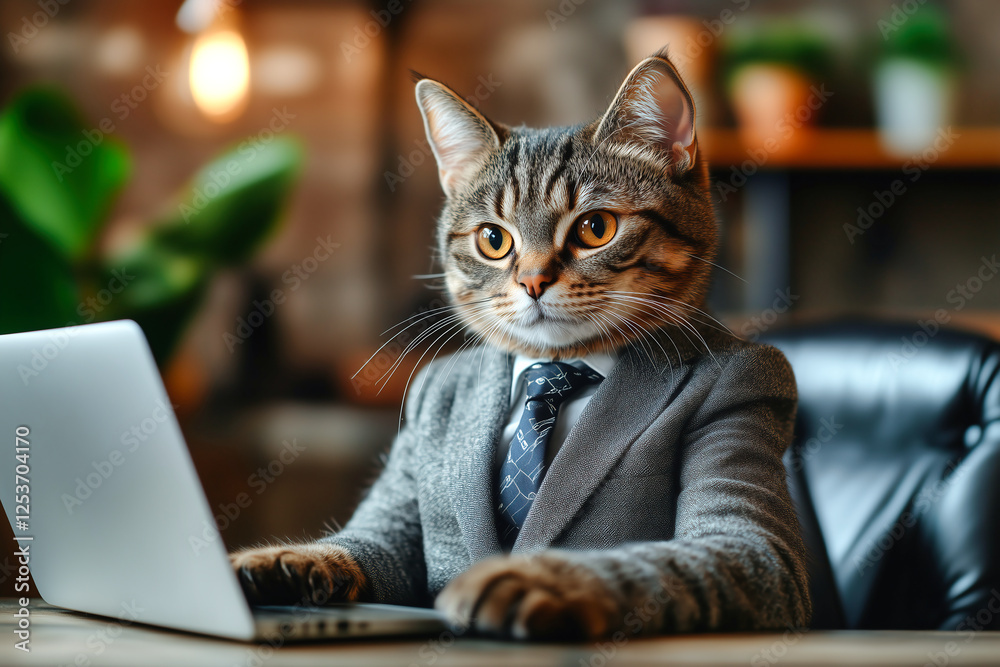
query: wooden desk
[{"left": 3, "top": 600, "right": 1000, "bottom": 667}]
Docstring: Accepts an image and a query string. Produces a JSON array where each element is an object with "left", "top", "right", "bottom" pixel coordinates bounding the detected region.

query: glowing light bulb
[{"left": 189, "top": 29, "right": 249, "bottom": 121}]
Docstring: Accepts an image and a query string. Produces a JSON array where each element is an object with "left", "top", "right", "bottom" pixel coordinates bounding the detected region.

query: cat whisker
[
  {"left": 603, "top": 294, "right": 719, "bottom": 369},
  {"left": 606, "top": 291, "right": 734, "bottom": 336},
  {"left": 597, "top": 303, "right": 659, "bottom": 368},
  {"left": 403, "top": 315, "right": 490, "bottom": 421},
  {"left": 437, "top": 314, "right": 500, "bottom": 386},
  {"left": 378, "top": 298, "right": 486, "bottom": 338},
  {"left": 606, "top": 289, "right": 729, "bottom": 324},
  {"left": 432, "top": 311, "right": 510, "bottom": 406},
  {"left": 377, "top": 304, "right": 496, "bottom": 389},
  {"left": 374, "top": 303, "right": 494, "bottom": 391},
  {"left": 580, "top": 312, "right": 614, "bottom": 352},
  {"left": 373, "top": 312, "right": 469, "bottom": 384},
  {"left": 635, "top": 297, "right": 721, "bottom": 357},
  {"left": 682, "top": 252, "right": 748, "bottom": 284},
  {"left": 353, "top": 300, "right": 490, "bottom": 380},
  {"left": 603, "top": 293, "right": 688, "bottom": 330},
  {"left": 474, "top": 318, "right": 510, "bottom": 388},
  {"left": 608, "top": 298, "right": 685, "bottom": 369},
  {"left": 472, "top": 318, "right": 512, "bottom": 392},
  {"left": 588, "top": 307, "right": 676, "bottom": 384},
  {"left": 618, "top": 296, "right": 722, "bottom": 370},
  {"left": 590, "top": 309, "right": 634, "bottom": 355},
  {"left": 396, "top": 309, "right": 499, "bottom": 426},
  {"left": 607, "top": 303, "right": 676, "bottom": 371}
]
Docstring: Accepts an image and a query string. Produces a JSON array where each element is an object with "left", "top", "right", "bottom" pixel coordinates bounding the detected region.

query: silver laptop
[{"left": 0, "top": 320, "right": 448, "bottom": 641}]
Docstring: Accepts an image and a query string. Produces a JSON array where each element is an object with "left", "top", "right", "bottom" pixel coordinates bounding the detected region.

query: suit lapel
[
  {"left": 513, "top": 341, "right": 687, "bottom": 552},
  {"left": 446, "top": 346, "right": 512, "bottom": 561}
]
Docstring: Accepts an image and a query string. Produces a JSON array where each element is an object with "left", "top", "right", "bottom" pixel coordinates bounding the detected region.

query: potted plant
[
  {"left": 721, "top": 20, "right": 831, "bottom": 156},
  {"left": 0, "top": 87, "right": 302, "bottom": 364},
  {"left": 873, "top": 5, "right": 959, "bottom": 156}
]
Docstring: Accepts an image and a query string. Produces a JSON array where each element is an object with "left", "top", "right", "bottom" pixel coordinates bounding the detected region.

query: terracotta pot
[{"left": 729, "top": 63, "right": 818, "bottom": 158}]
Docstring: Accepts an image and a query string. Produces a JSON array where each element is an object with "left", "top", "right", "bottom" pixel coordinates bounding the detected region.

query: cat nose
[{"left": 519, "top": 273, "right": 552, "bottom": 300}]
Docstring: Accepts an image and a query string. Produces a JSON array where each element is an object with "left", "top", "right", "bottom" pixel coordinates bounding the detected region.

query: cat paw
[
  {"left": 435, "top": 553, "right": 619, "bottom": 640},
  {"left": 229, "top": 543, "right": 366, "bottom": 606}
]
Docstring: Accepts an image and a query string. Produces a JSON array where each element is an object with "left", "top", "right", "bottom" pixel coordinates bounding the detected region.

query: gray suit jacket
[{"left": 322, "top": 325, "right": 811, "bottom": 632}]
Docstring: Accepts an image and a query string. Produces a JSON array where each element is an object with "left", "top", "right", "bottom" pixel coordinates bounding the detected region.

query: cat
[{"left": 230, "top": 49, "right": 810, "bottom": 640}]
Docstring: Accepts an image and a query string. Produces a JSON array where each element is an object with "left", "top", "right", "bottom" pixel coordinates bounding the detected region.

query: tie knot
[{"left": 523, "top": 361, "right": 603, "bottom": 403}]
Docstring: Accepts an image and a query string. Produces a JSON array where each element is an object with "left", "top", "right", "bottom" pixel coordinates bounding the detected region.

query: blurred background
[{"left": 1, "top": 0, "right": 998, "bottom": 592}]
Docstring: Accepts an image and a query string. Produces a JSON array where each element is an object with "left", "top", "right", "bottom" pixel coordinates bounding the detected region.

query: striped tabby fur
[{"left": 416, "top": 49, "right": 717, "bottom": 360}]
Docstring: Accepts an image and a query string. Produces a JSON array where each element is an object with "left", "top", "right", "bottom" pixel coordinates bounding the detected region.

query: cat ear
[
  {"left": 415, "top": 78, "right": 501, "bottom": 197},
  {"left": 594, "top": 50, "right": 698, "bottom": 175}
]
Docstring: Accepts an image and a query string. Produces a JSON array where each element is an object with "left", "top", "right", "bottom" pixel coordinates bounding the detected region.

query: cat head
[{"left": 415, "top": 50, "right": 717, "bottom": 359}]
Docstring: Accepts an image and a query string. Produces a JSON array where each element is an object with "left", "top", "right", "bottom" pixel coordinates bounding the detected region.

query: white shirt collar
[{"left": 509, "top": 352, "right": 617, "bottom": 406}]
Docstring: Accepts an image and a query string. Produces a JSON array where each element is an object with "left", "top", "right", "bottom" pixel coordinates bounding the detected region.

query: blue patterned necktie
[{"left": 497, "top": 361, "right": 603, "bottom": 548}]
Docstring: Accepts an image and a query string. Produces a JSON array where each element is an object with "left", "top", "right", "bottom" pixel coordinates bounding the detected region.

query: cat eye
[
  {"left": 573, "top": 210, "right": 618, "bottom": 249},
  {"left": 476, "top": 224, "right": 514, "bottom": 260}
]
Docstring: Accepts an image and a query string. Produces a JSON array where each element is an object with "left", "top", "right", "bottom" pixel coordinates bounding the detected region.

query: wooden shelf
[{"left": 699, "top": 127, "right": 1000, "bottom": 170}]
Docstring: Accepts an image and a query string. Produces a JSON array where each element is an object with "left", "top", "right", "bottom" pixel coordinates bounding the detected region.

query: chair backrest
[{"left": 762, "top": 321, "right": 1000, "bottom": 630}]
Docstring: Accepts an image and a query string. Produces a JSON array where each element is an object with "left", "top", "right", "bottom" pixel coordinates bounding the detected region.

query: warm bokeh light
[{"left": 189, "top": 29, "right": 249, "bottom": 121}]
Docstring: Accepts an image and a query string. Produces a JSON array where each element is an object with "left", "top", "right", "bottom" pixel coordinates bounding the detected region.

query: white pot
[{"left": 873, "top": 58, "right": 955, "bottom": 156}]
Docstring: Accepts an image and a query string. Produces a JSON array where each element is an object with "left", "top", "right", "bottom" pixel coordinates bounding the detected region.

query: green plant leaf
[
  {"left": 0, "top": 87, "right": 130, "bottom": 260},
  {"left": 95, "top": 136, "right": 303, "bottom": 362},
  {"left": 0, "top": 195, "right": 80, "bottom": 335},
  {"left": 881, "top": 6, "right": 960, "bottom": 65},
  {"left": 96, "top": 242, "right": 202, "bottom": 310},
  {"left": 152, "top": 136, "right": 303, "bottom": 263},
  {"left": 94, "top": 240, "right": 209, "bottom": 362},
  {"left": 721, "top": 21, "right": 833, "bottom": 85}
]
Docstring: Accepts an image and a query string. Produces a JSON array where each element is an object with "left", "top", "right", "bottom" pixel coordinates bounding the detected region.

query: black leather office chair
[{"left": 762, "top": 321, "right": 1000, "bottom": 630}]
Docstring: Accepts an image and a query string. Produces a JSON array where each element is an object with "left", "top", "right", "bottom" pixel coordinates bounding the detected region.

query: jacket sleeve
[
  {"left": 318, "top": 365, "right": 436, "bottom": 606},
  {"left": 558, "top": 343, "right": 812, "bottom": 633}
]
